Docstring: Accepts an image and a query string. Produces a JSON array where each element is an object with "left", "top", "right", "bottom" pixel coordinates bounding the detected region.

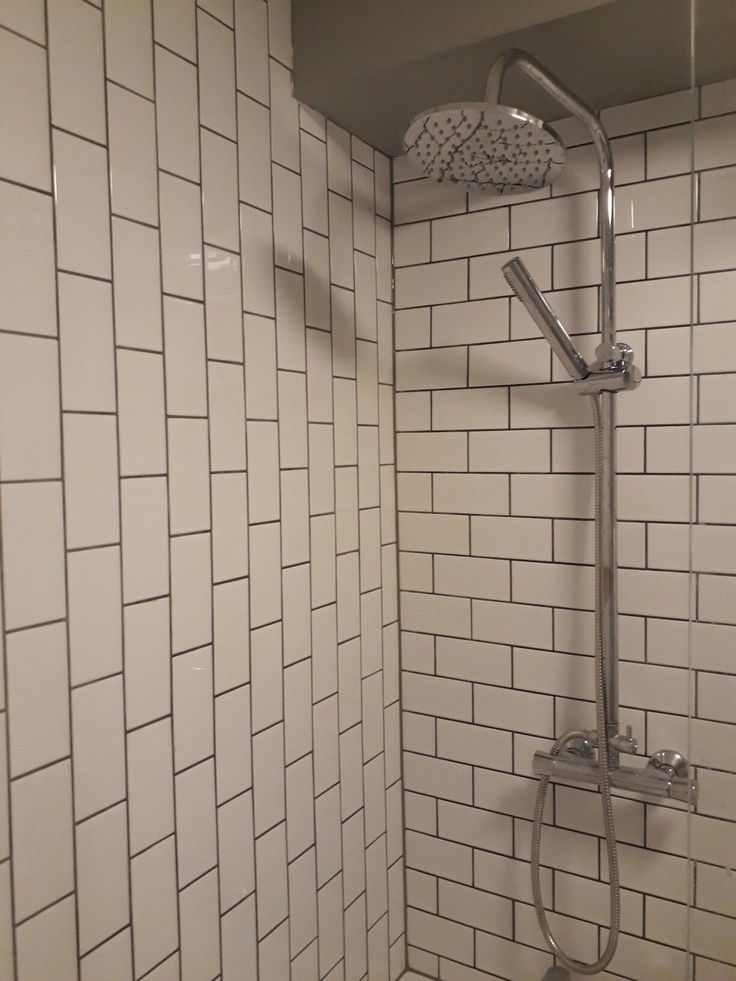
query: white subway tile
[
  {"left": 172, "top": 646, "right": 214, "bottom": 771},
  {"left": 0, "top": 0, "right": 45, "bottom": 42},
  {"left": 63, "top": 413, "right": 120, "bottom": 548},
  {"left": 202, "top": 129, "right": 240, "bottom": 252},
  {"left": 58, "top": 273, "right": 116, "bottom": 412},
  {"left": 153, "top": 0, "right": 196, "bottom": 60},
  {"left": 616, "top": 276, "right": 691, "bottom": 329},
  {"left": 7, "top": 622, "right": 68, "bottom": 777},
  {"left": 53, "top": 130, "right": 111, "bottom": 279},
  {"left": 700, "top": 165, "right": 736, "bottom": 220},
  {"left": 112, "top": 218, "right": 163, "bottom": 351},
  {"left": 104, "top": 0, "right": 154, "bottom": 97},
  {"left": 0, "top": 334, "right": 60, "bottom": 481},
  {"left": 601, "top": 88, "right": 691, "bottom": 136},
  {"left": 432, "top": 208, "right": 508, "bottom": 261},
  {"left": 434, "top": 473, "right": 508, "bottom": 515},
  {"left": 394, "top": 222, "right": 430, "bottom": 266},
  {"left": 108, "top": 84, "right": 158, "bottom": 225},
  {"left": 511, "top": 473, "right": 593, "bottom": 518},
  {"left": 72, "top": 676, "right": 126, "bottom": 819},
  {"left": 159, "top": 173, "right": 204, "bottom": 300},
  {"left": 1, "top": 481, "right": 65, "bottom": 630},
  {"left": 0, "top": 183, "right": 57, "bottom": 336},
  {"left": 249, "top": 522, "right": 281, "bottom": 627},
  {"left": 198, "top": 7, "right": 236, "bottom": 138},
  {"left": 215, "top": 684, "right": 252, "bottom": 800},
  {"left": 180, "top": 871, "right": 221, "bottom": 981},
  {"left": 394, "top": 178, "right": 466, "bottom": 224},
  {"left": 397, "top": 432, "right": 467, "bottom": 472},
  {"left": 395, "top": 260, "right": 467, "bottom": 309},
  {"left": 76, "top": 804, "right": 129, "bottom": 954},
  {"left": 117, "top": 349, "right": 167, "bottom": 476},
  {"left": 0, "top": 28, "right": 50, "bottom": 188},
  {"left": 155, "top": 46, "right": 199, "bottom": 181},
  {"left": 69, "top": 546, "right": 123, "bottom": 687},
  {"left": 209, "top": 360, "right": 246, "bottom": 470},
  {"left": 473, "top": 599, "right": 551, "bottom": 649},
  {"left": 701, "top": 270, "right": 736, "bottom": 322},
  {"left": 175, "top": 759, "right": 217, "bottom": 886},
  {"left": 130, "top": 838, "right": 178, "bottom": 976},
  {"left": 123, "top": 597, "right": 169, "bottom": 729},
  {"left": 121, "top": 477, "right": 169, "bottom": 603},
  {"left": 218, "top": 791, "right": 255, "bottom": 911},
  {"left": 511, "top": 192, "right": 597, "bottom": 249},
  {"left": 48, "top": 0, "right": 104, "bottom": 142}
]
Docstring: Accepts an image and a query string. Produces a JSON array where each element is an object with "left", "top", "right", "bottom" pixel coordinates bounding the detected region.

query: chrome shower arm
[{"left": 486, "top": 48, "right": 615, "bottom": 346}]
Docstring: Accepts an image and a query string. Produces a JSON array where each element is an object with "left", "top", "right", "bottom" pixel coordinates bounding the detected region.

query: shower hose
[{"left": 530, "top": 393, "right": 621, "bottom": 975}]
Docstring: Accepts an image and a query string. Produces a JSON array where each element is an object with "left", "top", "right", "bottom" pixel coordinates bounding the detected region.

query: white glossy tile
[
  {"left": 79, "top": 929, "right": 132, "bottom": 981},
  {"left": 250, "top": 621, "right": 283, "bottom": 733},
  {"left": 7, "top": 622, "right": 69, "bottom": 777},
  {"left": 130, "top": 838, "right": 178, "bottom": 976},
  {"left": 237, "top": 93, "right": 272, "bottom": 211},
  {"left": 58, "top": 273, "right": 116, "bottom": 411},
  {"left": 153, "top": 0, "right": 196, "bottom": 60},
  {"left": 0, "top": 0, "right": 45, "bottom": 42},
  {"left": 48, "top": 0, "right": 104, "bottom": 142},
  {"left": 53, "top": 130, "right": 111, "bottom": 279},
  {"left": 204, "top": 262, "right": 243, "bottom": 367},
  {"left": 180, "top": 870, "right": 221, "bottom": 981},
  {"left": 244, "top": 313, "right": 278, "bottom": 417},
  {"left": 76, "top": 804, "right": 129, "bottom": 953},
  {"left": 218, "top": 790, "right": 255, "bottom": 911},
  {"left": 159, "top": 173, "right": 203, "bottom": 300},
  {"left": 72, "top": 676, "right": 126, "bottom": 819},
  {"left": 63, "top": 413, "right": 120, "bottom": 548},
  {"left": 104, "top": 0, "right": 154, "bottom": 98},
  {"left": 108, "top": 83, "right": 158, "bottom": 225},
  {"left": 215, "top": 685, "right": 252, "bottom": 801},
  {"left": 120, "top": 477, "right": 169, "bottom": 603},
  {"left": 127, "top": 718, "right": 175, "bottom": 854},
  {"left": 11, "top": 760, "right": 74, "bottom": 920},
  {"left": 155, "top": 45, "right": 200, "bottom": 181},
  {"left": 16, "top": 896, "right": 77, "bottom": 981},
  {"left": 328, "top": 191, "right": 354, "bottom": 288},
  {"left": 0, "top": 182, "right": 57, "bottom": 335},
  {"left": 0, "top": 27, "right": 51, "bottom": 188},
  {"left": 252, "top": 723, "right": 286, "bottom": 834},
  {"left": 234, "top": 0, "right": 269, "bottom": 104},
  {"left": 171, "top": 532, "right": 212, "bottom": 654},
  {"left": 211, "top": 472, "right": 249, "bottom": 582},
  {"left": 68, "top": 545, "right": 122, "bottom": 687},
  {"left": 202, "top": 128, "right": 240, "bottom": 251},
  {"left": 0, "top": 333, "right": 60, "bottom": 481},
  {"left": 117, "top": 349, "right": 166, "bottom": 476},
  {"left": 1, "top": 481, "right": 65, "bottom": 630},
  {"left": 213, "top": 576, "right": 250, "bottom": 693},
  {"left": 168, "top": 417, "right": 210, "bottom": 534},
  {"left": 240, "top": 203, "right": 276, "bottom": 315},
  {"left": 208, "top": 360, "right": 246, "bottom": 470},
  {"left": 273, "top": 164, "right": 304, "bottom": 272},
  {"left": 123, "top": 597, "right": 170, "bottom": 729},
  {"left": 176, "top": 759, "right": 217, "bottom": 885},
  {"left": 302, "top": 131, "right": 328, "bottom": 235},
  {"left": 270, "top": 59, "right": 299, "bottom": 172},
  {"left": 255, "top": 822, "right": 288, "bottom": 935},
  {"left": 198, "top": 7, "right": 236, "bottom": 139},
  {"left": 163, "top": 296, "right": 207, "bottom": 416},
  {"left": 172, "top": 645, "right": 214, "bottom": 771},
  {"left": 112, "top": 217, "right": 163, "bottom": 351}
]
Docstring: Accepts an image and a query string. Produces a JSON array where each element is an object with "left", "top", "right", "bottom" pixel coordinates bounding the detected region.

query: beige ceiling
[{"left": 293, "top": 0, "right": 736, "bottom": 155}]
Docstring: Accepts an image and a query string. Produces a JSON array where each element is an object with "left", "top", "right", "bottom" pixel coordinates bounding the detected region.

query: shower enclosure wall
[
  {"left": 395, "top": 74, "right": 736, "bottom": 979},
  {"left": 0, "top": 1, "right": 404, "bottom": 978}
]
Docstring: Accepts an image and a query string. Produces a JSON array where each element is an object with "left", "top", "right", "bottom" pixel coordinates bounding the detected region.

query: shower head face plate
[{"left": 403, "top": 102, "right": 566, "bottom": 195}]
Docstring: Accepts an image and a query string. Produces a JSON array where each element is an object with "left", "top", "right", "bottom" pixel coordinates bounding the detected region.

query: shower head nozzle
[{"left": 403, "top": 102, "right": 565, "bottom": 195}]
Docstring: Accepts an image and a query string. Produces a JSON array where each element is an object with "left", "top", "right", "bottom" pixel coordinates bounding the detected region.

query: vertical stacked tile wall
[
  {"left": 393, "top": 80, "right": 736, "bottom": 980},
  {"left": 0, "top": 0, "right": 404, "bottom": 978}
]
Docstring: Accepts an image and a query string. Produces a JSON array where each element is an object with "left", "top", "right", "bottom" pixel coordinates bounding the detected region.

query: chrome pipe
[
  {"left": 491, "top": 48, "right": 620, "bottom": 752},
  {"left": 502, "top": 258, "right": 589, "bottom": 380}
]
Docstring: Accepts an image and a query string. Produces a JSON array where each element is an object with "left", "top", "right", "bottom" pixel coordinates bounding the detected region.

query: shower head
[
  {"left": 503, "top": 257, "right": 589, "bottom": 381},
  {"left": 403, "top": 102, "right": 565, "bottom": 195}
]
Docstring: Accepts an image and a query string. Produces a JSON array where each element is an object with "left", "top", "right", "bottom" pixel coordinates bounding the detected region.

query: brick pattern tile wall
[
  {"left": 0, "top": 1, "right": 404, "bottom": 978},
  {"left": 393, "top": 79, "right": 736, "bottom": 980}
]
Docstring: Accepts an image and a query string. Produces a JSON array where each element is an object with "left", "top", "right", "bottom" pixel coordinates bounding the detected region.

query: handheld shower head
[{"left": 502, "top": 257, "right": 589, "bottom": 381}]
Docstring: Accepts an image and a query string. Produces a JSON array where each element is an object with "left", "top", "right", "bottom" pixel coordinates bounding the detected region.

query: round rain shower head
[{"left": 403, "top": 102, "right": 566, "bottom": 195}]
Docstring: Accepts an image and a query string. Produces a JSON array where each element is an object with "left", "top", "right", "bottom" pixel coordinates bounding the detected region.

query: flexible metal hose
[{"left": 530, "top": 393, "right": 621, "bottom": 974}]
